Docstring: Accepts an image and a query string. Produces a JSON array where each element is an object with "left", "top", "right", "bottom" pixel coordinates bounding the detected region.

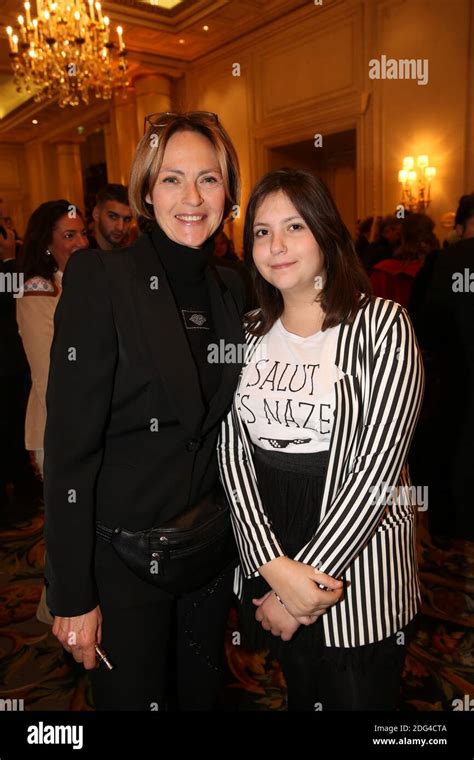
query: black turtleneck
[{"left": 149, "top": 222, "right": 222, "bottom": 409}]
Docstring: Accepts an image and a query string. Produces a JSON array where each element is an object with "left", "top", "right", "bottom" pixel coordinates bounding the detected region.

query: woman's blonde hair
[{"left": 129, "top": 112, "right": 240, "bottom": 223}]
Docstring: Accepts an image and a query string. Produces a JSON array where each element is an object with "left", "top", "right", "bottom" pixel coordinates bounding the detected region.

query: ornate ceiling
[{"left": 0, "top": 0, "right": 308, "bottom": 140}]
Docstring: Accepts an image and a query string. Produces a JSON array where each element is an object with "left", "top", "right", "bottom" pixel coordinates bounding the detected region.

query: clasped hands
[{"left": 253, "top": 557, "right": 343, "bottom": 642}]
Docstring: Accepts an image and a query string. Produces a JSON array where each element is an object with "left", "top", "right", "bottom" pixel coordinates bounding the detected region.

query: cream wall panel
[
  {"left": 258, "top": 23, "right": 355, "bottom": 119},
  {"left": 0, "top": 148, "right": 23, "bottom": 190},
  {"left": 24, "top": 141, "right": 48, "bottom": 217},
  {"left": 465, "top": 0, "right": 474, "bottom": 190},
  {"left": 373, "top": 0, "right": 471, "bottom": 233},
  {"left": 0, "top": 144, "right": 28, "bottom": 233}
]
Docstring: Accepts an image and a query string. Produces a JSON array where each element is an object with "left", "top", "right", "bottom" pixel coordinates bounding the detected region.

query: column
[
  {"left": 109, "top": 87, "right": 139, "bottom": 186},
  {"left": 134, "top": 74, "right": 172, "bottom": 137},
  {"left": 103, "top": 123, "right": 120, "bottom": 184},
  {"left": 24, "top": 141, "right": 48, "bottom": 215},
  {"left": 54, "top": 142, "right": 84, "bottom": 210}
]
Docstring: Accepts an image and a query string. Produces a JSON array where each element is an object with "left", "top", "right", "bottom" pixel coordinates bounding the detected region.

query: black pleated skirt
[
  {"left": 239, "top": 446, "right": 329, "bottom": 660},
  {"left": 238, "top": 446, "right": 417, "bottom": 676}
]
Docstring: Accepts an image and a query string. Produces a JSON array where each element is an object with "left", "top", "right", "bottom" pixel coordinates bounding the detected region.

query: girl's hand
[
  {"left": 253, "top": 592, "right": 301, "bottom": 641},
  {"left": 259, "top": 556, "right": 344, "bottom": 619}
]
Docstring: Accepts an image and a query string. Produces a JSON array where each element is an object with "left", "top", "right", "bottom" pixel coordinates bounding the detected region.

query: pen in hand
[{"left": 95, "top": 644, "right": 115, "bottom": 670}]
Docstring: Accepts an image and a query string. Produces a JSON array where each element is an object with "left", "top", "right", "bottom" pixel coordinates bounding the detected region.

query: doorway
[{"left": 267, "top": 129, "right": 357, "bottom": 237}]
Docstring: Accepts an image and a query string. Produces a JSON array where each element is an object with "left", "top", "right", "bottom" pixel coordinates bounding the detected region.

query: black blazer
[
  {"left": 0, "top": 259, "right": 28, "bottom": 377},
  {"left": 418, "top": 238, "right": 474, "bottom": 540},
  {"left": 43, "top": 232, "right": 245, "bottom": 616}
]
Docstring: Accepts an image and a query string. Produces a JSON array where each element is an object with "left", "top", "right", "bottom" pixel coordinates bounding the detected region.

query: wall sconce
[{"left": 398, "top": 155, "right": 437, "bottom": 212}]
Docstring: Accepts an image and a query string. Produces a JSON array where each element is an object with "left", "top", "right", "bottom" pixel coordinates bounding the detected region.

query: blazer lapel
[
  {"left": 201, "top": 265, "right": 245, "bottom": 435},
  {"left": 132, "top": 234, "right": 206, "bottom": 436}
]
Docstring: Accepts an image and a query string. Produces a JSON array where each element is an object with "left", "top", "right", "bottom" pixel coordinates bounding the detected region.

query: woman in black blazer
[
  {"left": 218, "top": 169, "right": 424, "bottom": 710},
  {"left": 43, "top": 112, "right": 245, "bottom": 710}
]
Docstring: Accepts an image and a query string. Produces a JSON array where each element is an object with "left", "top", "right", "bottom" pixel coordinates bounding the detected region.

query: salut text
[
  {"left": 27, "top": 721, "right": 84, "bottom": 750},
  {"left": 240, "top": 359, "right": 332, "bottom": 431},
  {"left": 245, "top": 359, "right": 321, "bottom": 395}
]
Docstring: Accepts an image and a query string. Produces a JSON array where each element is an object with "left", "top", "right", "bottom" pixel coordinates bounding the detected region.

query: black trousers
[
  {"left": 0, "top": 373, "right": 32, "bottom": 506},
  {"left": 90, "top": 567, "right": 234, "bottom": 711},
  {"left": 278, "top": 621, "right": 413, "bottom": 711}
]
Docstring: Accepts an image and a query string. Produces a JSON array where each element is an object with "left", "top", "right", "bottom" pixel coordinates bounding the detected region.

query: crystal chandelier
[{"left": 5, "top": 1, "right": 129, "bottom": 107}]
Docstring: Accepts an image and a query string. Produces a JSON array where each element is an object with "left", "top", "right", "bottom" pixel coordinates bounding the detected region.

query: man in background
[
  {"left": 88, "top": 184, "right": 132, "bottom": 250},
  {"left": 454, "top": 193, "right": 474, "bottom": 240},
  {"left": 362, "top": 215, "right": 402, "bottom": 273},
  {"left": 413, "top": 193, "right": 474, "bottom": 542}
]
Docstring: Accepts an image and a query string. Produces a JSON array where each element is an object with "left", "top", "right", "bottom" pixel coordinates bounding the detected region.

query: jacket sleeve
[
  {"left": 293, "top": 307, "right": 424, "bottom": 577},
  {"left": 44, "top": 250, "right": 118, "bottom": 616},
  {"left": 218, "top": 402, "right": 286, "bottom": 577},
  {"left": 16, "top": 290, "right": 57, "bottom": 437}
]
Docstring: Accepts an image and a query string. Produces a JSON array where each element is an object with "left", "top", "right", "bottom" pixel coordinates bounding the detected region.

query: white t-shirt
[{"left": 238, "top": 319, "right": 343, "bottom": 453}]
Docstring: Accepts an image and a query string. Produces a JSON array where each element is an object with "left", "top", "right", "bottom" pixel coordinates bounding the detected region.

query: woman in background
[
  {"left": 370, "top": 213, "right": 438, "bottom": 308},
  {"left": 16, "top": 200, "right": 88, "bottom": 479}
]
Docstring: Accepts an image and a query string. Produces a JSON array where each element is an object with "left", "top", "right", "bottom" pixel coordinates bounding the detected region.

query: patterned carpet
[{"left": 0, "top": 495, "right": 473, "bottom": 711}]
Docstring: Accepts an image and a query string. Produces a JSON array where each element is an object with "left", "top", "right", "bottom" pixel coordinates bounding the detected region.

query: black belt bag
[{"left": 96, "top": 486, "right": 237, "bottom": 595}]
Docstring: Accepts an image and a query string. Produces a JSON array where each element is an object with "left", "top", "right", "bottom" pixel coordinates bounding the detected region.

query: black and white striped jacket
[{"left": 218, "top": 297, "right": 424, "bottom": 647}]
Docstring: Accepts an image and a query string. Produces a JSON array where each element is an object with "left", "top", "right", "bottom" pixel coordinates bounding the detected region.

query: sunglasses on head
[{"left": 143, "top": 111, "right": 218, "bottom": 135}]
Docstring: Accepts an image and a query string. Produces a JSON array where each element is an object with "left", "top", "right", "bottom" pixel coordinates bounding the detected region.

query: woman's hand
[
  {"left": 252, "top": 592, "right": 302, "bottom": 641},
  {"left": 52, "top": 606, "right": 102, "bottom": 670},
  {"left": 259, "top": 556, "right": 344, "bottom": 619}
]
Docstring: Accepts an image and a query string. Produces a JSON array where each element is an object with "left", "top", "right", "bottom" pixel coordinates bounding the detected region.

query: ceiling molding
[
  {"left": 103, "top": 0, "right": 230, "bottom": 32},
  {"left": 0, "top": 94, "right": 109, "bottom": 139},
  {"left": 0, "top": 102, "right": 49, "bottom": 137},
  {"left": 125, "top": 49, "right": 187, "bottom": 77},
  {"left": 42, "top": 103, "right": 111, "bottom": 143}
]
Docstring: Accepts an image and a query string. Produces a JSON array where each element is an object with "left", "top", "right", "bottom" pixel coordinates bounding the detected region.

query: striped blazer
[{"left": 218, "top": 297, "right": 424, "bottom": 647}]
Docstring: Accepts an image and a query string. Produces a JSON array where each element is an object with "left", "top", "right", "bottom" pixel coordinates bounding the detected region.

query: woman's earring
[{"left": 45, "top": 249, "right": 52, "bottom": 256}]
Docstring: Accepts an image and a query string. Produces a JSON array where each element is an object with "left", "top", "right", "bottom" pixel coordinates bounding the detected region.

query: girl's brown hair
[{"left": 243, "top": 168, "right": 372, "bottom": 336}]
